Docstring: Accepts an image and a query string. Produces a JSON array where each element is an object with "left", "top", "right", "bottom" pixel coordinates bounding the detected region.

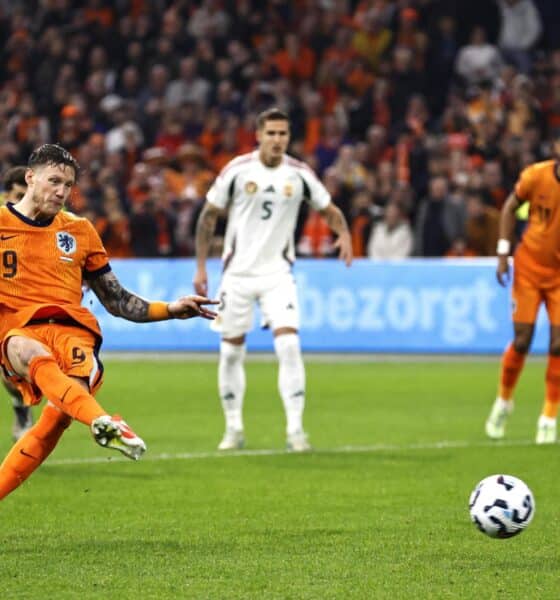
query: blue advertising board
[{"left": 86, "top": 258, "right": 550, "bottom": 353}]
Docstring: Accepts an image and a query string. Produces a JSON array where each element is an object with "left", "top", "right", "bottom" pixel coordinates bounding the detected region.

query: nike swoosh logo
[
  {"left": 0, "top": 234, "right": 17, "bottom": 241},
  {"left": 60, "top": 386, "right": 71, "bottom": 403},
  {"left": 19, "top": 449, "right": 38, "bottom": 460}
]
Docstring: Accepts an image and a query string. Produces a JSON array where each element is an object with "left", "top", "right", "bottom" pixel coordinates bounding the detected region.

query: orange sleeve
[
  {"left": 84, "top": 219, "right": 111, "bottom": 276},
  {"left": 514, "top": 166, "right": 535, "bottom": 202}
]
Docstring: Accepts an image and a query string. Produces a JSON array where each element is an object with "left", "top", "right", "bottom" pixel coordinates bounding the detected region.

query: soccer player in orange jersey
[
  {"left": 486, "top": 145, "right": 560, "bottom": 444},
  {"left": 0, "top": 144, "right": 218, "bottom": 500},
  {"left": 1, "top": 166, "right": 34, "bottom": 440}
]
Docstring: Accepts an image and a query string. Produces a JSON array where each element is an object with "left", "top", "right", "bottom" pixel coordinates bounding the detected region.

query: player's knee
[
  {"left": 220, "top": 341, "right": 246, "bottom": 366},
  {"left": 6, "top": 337, "right": 50, "bottom": 375},
  {"left": 513, "top": 339, "right": 531, "bottom": 354},
  {"left": 274, "top": 333, "right": 302, "bottom": 363}
]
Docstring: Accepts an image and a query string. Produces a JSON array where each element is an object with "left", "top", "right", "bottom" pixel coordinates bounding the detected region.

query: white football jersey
[{"left": 206, "top": 151, "right": 330, "bottom": 277}]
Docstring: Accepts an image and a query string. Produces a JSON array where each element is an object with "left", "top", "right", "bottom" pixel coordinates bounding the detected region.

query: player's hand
[
  {"left": 193, "top": 268, "right": 208, "bottom": 296},
  {"left": 334, "top": 232, "right": 353, "bottom": 267},
  {"left": 168, "top": 295, "right": 219, "bottom": 320},
  {"left": 496, "top": 255, "right": 510, "bottom": 287}
]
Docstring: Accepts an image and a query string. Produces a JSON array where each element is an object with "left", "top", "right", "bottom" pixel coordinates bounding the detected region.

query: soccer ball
[{"left": 468, "top": 474, "right": 535, "bottom": 538}]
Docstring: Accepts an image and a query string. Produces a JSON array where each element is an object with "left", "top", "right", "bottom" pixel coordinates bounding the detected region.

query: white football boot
[
  {"left": 536, "top": 415, "right": 557, "bottom": 445},
  {"left": 485, "top": 398, "right": 514, "bottom": 439},
  {"left": 286, "top": 430, "right": 312, "bottom": 452},
  {"left": 218, "top": 428, "right": 245, "bottom": 450},
  {"left": 91, "top": 415, "right": 147, "bottom": 460}
]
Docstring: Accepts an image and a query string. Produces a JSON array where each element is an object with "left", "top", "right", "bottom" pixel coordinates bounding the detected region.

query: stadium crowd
[{"left": 0, "top": 0, "right": 559, "bottom": 259}]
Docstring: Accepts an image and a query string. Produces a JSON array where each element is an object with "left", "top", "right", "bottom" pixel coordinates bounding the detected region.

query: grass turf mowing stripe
[{"left": 45, "top": 437, "right": 535, "bottom": 466}]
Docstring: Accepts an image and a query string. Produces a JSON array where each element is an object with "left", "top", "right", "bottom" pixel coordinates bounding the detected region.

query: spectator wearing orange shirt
[{"left": 273, "top": 33, "right": 316, "bottom": 82}]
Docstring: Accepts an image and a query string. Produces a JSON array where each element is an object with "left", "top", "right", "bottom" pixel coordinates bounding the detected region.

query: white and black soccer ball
[{"left": 469, "top": 474, "right": 535, "bottom": 538}]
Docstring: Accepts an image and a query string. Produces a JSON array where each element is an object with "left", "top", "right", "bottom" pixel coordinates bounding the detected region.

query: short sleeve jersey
[
  {"left": 514, "top": 160, "right": 560, "bottom": 268},
  {"left": 0, "top": 204, "right": 110, "bottom": 338},
  {"left": 206, "top": 151, "right": 331, "bottom": 277}
]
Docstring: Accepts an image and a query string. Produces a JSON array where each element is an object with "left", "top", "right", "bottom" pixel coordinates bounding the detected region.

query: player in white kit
[{"left": 194, "top": 108, "right": 352, "bottom": 451}]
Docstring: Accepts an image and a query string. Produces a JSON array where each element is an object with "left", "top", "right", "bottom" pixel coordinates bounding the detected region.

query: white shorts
[{"left": 211, "top": 272, "right": 300, "bottom": 338}]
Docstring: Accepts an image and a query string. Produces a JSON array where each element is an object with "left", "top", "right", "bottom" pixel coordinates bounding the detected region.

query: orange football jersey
[
  {"left": 0, "top": 204, "right": 110, "bottom": 339},
  {"left": 515, "top": 160, "right": 560, "bottom": 269}
]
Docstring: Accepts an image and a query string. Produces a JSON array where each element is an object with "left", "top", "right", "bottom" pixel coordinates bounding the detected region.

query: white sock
[
  {"left": 218, "top": 341, "right": 246, "bottom": 431},
  {"left": 274, "top": 333, "right": 305, "bottom": 435}
]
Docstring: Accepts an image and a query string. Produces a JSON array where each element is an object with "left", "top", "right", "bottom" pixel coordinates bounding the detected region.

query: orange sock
[
  {"left": 0, "top": 404, "right": 71, "bottom": 500},
  {"left": 29, "top": 355, "right": 106, "bottom": 425},
  {"left": 498, "top": 344, "right": 526, "bottom": 400},
  {"left": 543, "top": 355, "right": 560, "bottom": 419}
]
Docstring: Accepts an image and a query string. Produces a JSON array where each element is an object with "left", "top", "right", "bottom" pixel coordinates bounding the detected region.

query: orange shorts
[
  {"left": 512, "top": 249, "right": 560, "bottom": 325},
  {"left": 1, "top": 322, "right": 104, "bottom": 406}
]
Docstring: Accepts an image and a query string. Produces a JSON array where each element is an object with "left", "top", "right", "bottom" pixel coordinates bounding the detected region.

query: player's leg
[
  {"left": 486, "top": 322, "right": 533, "bottom": 439},
  {"left": 536, "top": 287, "right": 560, "bottom": 443},
  {"left": 272, "top": 327, "right": 310, "bottom": 452},
  {"left": 4, "top": 332, "right": 145, "bottom": 459},
  {"left": 535, "top": 325, "right": 560, "bottom": 443},
  {"left": 262, "top": 273, "right": 310, "bottom": 451},
  {"left": 2, "top": 373, "right": 33, "bottom": 441},
  {"left": 486, "top": 271, "right": 538, "bottom": 438},
  {"left": 214, "top": 278, "right": 253, "bottom": 450},
  {"left": 218, "top": 335, "right": 247, "bottom": 450},
  {"left": 0, "top": 403, "right": 71, "bottom": 500},
  {"left": 5, "top": 335, "right": 106, "bottom": 423}
]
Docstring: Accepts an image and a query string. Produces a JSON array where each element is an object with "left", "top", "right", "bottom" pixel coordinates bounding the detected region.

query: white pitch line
[{"left": 45, "top": 438, "right": 535, "bottom": 467}]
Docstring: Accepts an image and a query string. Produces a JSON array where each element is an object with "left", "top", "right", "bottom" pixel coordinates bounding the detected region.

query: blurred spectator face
[
  {"left": 429, "top": 177, "right": 448, "bottom": 199},
  {"left": 354, "top": 142, "right": 369, "bottom": 165},
  {"left": 162, "top": 10, "right": 182, "bottom": 37},
  {"left": 217, "top": 80, "right": 234, "bottom": 103},
  {"left": 366, "top": 125, "right": 386, "bottom": 150},
  {"left": 215, "top": 58, "right": 232, "bottom": 79},
  {"left": 438, "top": 16, "right": 456, "bottom": 35},
  {"left": 130, "top": 162, "right": 149, "bottom": 187},
  {"left": 179, "top": 57, "right": 197, "bottom": 81},
  {"left": 323, "top": 167, "right": 340, "bottom": 194},
  {"left": 89, "top": 45, "right": 107, "bottom": 70},
  {"left": 86, "top": 71, "right": 106, "bottom": 100},
  {"left": 19, "top": 94, "right": 36, "bottom": 117},
  {"left": 149, "top": 64, "right": 169, "bottom": 92},
  {"left": 121, "top": 66, "right": 139, "bottom": 91},
  {"left": 378, "top": 160, "right": 394, "bottom": 180},
  {"left": 466, "top": 193, "right": 485, "bottom": 219},
  {"left": 483, "top": 161, "right": 502, "bottom": 188},
  {"left": 470, "top": 26, "right": 487, "bottom": 46},
  {"left": 393, "top": 46, "right": 412, "bottom": 73},
  {"left": 5, "top": 182, "right": 26, "bottom": 203},
  {"left": 352, "top": 190, "right": 372, "bottom": 212},
  {"left": 384, "top": 202, "right": 402, "bottom": 227},
  {"left": 284, "top": 33, "right": 300, "bottom": 54},
  {"left": 257, "top": 117, "right": 290, "bottom": 165},
  {"left": 126, "top": 41, "right": 143, "bottom": 64},
  {"left": 337, "top": 145, "right": 355, "bottom": 166}
]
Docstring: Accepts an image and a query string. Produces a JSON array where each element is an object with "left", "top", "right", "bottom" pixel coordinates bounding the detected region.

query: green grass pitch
[{"left": 0, "top": 357, "right": 558, "bottom": 599}]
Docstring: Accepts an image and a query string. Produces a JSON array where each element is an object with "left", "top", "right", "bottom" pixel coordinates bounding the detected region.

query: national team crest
[
  {"left": 245, "top": 181, "right": 258, "bottom": 194},
  {"left": 284, "top": 183, "right": 293, "bottom": 197},
  {"left": 56, "top": 231, "right": 77, "bottom": 254}
]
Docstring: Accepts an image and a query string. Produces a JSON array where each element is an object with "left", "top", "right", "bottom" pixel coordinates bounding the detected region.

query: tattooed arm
[
  {"left": 89, "top": 271, "right": 218, "bottom": 322},
  {"left": 193, "top": 202, "right": 223, "bottom": 295},
  {"left": 319, "top": 202, "right": 353, "bottom": 266}
]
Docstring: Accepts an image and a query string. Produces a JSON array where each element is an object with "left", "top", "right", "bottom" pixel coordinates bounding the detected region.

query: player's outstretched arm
[
  {"left": 320, "top": 203, "right": 353, "bottom": 266},
  {"left": 496, "top": 193, "right": 521, "bottom": 287},
  {"left": 193, "top": 201, "right": 222, "bottom": 295},
  {"left": 89, "top": 271, "right": 218, "bottom": 322}
]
